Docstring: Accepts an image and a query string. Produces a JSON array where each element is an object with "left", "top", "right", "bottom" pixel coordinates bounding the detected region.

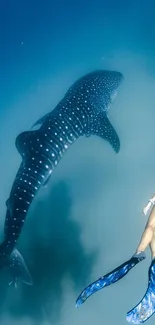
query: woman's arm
[{"left": 143, "top": 193, "right": 155, "bottom": 215}]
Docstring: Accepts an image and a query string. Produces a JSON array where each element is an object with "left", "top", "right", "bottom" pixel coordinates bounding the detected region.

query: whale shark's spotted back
[
  {"left": 9, "top": 69, "right": 123, "bottom": 247},
  {"left": 1, "top": 70, "right": 124, "bottom": 288},
  {"left": 65, "top": 70, "right": 123, "bottom": 113},
  {"left": 29, "top": 70, "right": 123, "bottom": 154}
]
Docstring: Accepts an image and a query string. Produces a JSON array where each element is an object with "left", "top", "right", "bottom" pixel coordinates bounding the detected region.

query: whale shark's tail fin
[
  {"left": 0, "top": 244, "right": 33, "bottom": 287},
  {"left": 8, "top": 248, "right": 33, "bottom": 287}
]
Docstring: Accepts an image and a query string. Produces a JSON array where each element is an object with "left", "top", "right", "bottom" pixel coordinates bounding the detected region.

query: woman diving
[{"left": 76, "top": 193, "right": 155, "bottom": 324}]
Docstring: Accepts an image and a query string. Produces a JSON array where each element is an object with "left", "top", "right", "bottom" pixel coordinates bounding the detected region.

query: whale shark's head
[
  {"left": 66, "top": 70, "right": 123, "bottom": 114},
  {"left": 84, "top": 70, "right": 124, "bottom": 113},
  {"left": 103, "top": 70, "right": 123, "bottom": 103}
]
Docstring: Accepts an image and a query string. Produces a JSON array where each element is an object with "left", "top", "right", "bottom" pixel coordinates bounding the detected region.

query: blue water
[{"left": 1, "top": 0, "right": 155, "bottom": 324}]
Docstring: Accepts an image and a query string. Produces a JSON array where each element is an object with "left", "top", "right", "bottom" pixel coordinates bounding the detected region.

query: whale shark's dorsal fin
[
  {"left": 15, "top": 130, "right": 38, "bottom": 157},
  {"left": 93, "top": 112, "right": 120, "bottom": 153},
  {"left": 31, "top": 112, "right": 51, "bottom": 130}
]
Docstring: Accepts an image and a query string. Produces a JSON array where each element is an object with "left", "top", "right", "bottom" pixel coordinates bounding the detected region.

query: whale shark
[{"left": 1, "top": 70, "right": 123, "bottom": 286}]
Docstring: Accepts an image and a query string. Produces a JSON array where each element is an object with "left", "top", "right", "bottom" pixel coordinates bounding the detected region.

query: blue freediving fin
[
  {"left": 126, "top": 259, "right": 155, "bottom": 324},
  {"left": 76, "top": 252, "right": 145, "bottom": 308}
]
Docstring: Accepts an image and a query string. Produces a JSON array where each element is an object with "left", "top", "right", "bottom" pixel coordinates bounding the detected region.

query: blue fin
[
  {"left": 126, "top": 259, "right": 155, "bottom": 324},
  {"left": 76, "top": 252, "right": 145, "bottom": 308},
  {"left": 7, "top": 248, "right": 33, "bottom": 287}
]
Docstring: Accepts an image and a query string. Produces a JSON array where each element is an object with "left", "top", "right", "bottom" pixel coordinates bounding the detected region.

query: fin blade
[
  {"left": 8, "top": 248, "right": 33, "bottom": 286},
  {"left": 126, "top": 261, "right": 155, "bottom": 323},
  {"left": 76, "top": 254, "right": 145, "bottom": 308},
  {"left": 94, "top": 113, "right": 120, "bottom": 153}
]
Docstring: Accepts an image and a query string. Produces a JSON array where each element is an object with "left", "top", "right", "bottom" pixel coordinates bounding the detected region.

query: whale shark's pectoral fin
[
  {"left": 31, "top": 112, "right": 51, "bottom": 130},
  {"left": 94, "top": 113, "right": 120, "bottom": 153}
]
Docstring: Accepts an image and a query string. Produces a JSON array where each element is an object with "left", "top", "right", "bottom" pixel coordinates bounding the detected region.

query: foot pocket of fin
[
  {"left": 126, "top": 259, "right": 155, "bottom": 324},
  {"left": 133, "top": 251, "right": 146, "bottom": 261}
]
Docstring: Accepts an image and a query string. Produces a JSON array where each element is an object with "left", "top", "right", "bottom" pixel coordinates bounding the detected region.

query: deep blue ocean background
[{"left": 1, "top": 1, "right": 155, "bottom": 324}]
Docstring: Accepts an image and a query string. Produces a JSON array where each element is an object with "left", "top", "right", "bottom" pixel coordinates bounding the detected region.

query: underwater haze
[{"left": 1, "top": 0, "right": 155, "bottom": 324}]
